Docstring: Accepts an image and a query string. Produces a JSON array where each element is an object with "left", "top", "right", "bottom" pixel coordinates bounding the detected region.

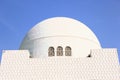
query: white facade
[
  {"left": 0, "top": 49, "right": 119, "bottom": 80},
  {"left": 0, "top": 17, "right": 119, "bottom": 80}
]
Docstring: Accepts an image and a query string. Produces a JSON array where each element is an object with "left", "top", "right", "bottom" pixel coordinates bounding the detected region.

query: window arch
[
  {"left": 57, "top": 46, "right": 63, "bottom": 56},
  {"left": 65, "top": 46, "right": 71, "bottom": 56},
  {"left": 48, "top": 47, "right": 55, "bottom": 56}
]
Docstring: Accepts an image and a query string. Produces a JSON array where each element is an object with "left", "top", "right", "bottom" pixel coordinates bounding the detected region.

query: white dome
[{"left": 20, "top": 17, "right": 101, "bottom": 58}]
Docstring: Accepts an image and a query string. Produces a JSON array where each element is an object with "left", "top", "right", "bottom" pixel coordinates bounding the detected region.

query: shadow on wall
[
  {"left": 0, "top": 50, "right": 2, "bottom": 63},
  {"left": 117, "top": 50, "right": 120, "bottom": 63}
]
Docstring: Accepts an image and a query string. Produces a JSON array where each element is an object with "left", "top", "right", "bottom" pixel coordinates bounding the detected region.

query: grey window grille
[
  {"left": 48, "top": 47, "right": 55, "bottom": 56},
  {"left": 65, "top": 46, "right": 71, "bottom": 56},
  {"left": 57, "top": 46, "right": 63, "bottom": 56}
]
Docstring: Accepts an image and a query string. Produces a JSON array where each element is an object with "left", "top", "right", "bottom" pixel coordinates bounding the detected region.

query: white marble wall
[{"left": 0, "top": 49, "right": 119, "bottom": 80}]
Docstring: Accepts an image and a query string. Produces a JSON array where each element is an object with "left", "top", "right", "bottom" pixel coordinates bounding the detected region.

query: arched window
[
  {"left": 57, "top": 46, "right": 63, "bottom": 56},
  {"left": 65, "top": 46, "right": 71, "bottom": 56},
  {"left": 48, "top": 47, "right": 55, "bottom": 56}
]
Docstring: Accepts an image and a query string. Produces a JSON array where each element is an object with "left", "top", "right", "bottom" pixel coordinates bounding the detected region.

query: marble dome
[{"left": 20, "top": 17, "right": 101, "bottom": 58}]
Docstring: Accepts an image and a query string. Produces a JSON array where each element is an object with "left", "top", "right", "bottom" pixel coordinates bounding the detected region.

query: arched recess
[
  {"left": 57, "top": 46, "right": 63, "bottom": 56},
  {"left": 65, "top": 46, "right": 72, "bottom": 56},
  {"left": 48, "top": 47, "right": 55, "bottom": 56}
]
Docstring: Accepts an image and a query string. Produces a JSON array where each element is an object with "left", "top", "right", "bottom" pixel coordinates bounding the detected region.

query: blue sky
[{"left": 0, "top": 0, "right": 120, "bottom": 61}]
